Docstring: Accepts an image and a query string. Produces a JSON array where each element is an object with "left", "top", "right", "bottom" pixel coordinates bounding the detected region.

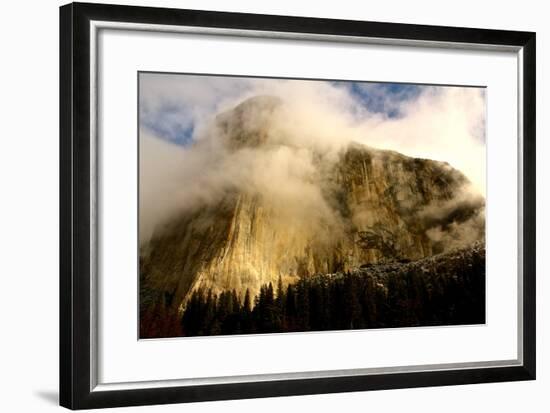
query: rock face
[
  {"left": 179, "top": 242, "right": 486, "bottom": 336},
  {"left": 139, "top": 95, "right": 485, "bottom": 336}
]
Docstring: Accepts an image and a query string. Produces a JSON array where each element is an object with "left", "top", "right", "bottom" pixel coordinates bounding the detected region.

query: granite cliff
[{"left": 139, "top": 95, "right": 485, "bottom": 337}]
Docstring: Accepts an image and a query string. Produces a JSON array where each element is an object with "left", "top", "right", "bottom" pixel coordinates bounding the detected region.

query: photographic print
[{"left": 139, "top": 73, "right": 486, "bottom": 339}]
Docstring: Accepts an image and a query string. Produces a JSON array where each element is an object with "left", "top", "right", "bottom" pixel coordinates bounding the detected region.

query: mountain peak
[
  {"left": 140, "top": 96, "right": 485, "bottom": 336},
  {"left": 215, "top": 95, "right": 283, "bottom": 149},
  {"left": 234, "top": 94, "right": 283, "bottom": 112}
]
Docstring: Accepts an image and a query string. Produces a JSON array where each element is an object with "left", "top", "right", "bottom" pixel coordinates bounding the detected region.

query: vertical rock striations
[{"left": 139, "top": 95, "right": 485, "bottom": 337}]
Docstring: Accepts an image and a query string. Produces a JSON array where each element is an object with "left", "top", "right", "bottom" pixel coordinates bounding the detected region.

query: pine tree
[
  {"left": 285, "top": 284, "right": 297, "bottom": 331},
  {"left": 275, "top": 275, "right": 286, "bottom": 330},
  {"left": 241, "top": 288, "right": 253, "bottom": 333},
  {"left": 344, "top": 273, "right": 361, "bottom": 329},
  {"left": 296, "top": 276, "right": 310, "bottom": 331}
]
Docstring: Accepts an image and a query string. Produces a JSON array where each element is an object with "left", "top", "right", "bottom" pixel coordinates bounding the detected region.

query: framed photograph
[{"left": 60, "top": 2, "right": 536, "bottom": 409}]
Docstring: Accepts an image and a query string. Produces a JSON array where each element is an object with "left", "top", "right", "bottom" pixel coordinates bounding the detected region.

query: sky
[
  {"left": 139, "top": 74, "right": 485, "bottom": 171},
  {"left": 139, "top": 73, "right": 486, "bottom": 243},
  {"left": 140, "top": 74, "right": 430, "bottom": 146}
]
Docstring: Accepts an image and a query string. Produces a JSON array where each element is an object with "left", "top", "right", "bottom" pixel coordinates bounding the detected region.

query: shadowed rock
[{"left": 139, "top": 95, "right": 485, "bottom": 337}]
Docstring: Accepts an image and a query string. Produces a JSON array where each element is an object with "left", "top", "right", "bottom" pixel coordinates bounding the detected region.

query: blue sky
[
  {"left": 138, "top": 74, "right": 486, "bottom": 244},
  {"left": 139, "top": 74, "right": 425, "bottom": 147},
  {"left": 333, "top": 81, "right": 422, "bottom": 119},
  {"left": 141, "top": 103, "right": 196, "bottom": 146},
  {"left": 139, "top": 73, "right": 485, "bottom": 197}
]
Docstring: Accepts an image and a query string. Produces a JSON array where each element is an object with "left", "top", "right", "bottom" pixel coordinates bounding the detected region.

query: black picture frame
[{"left": 60, "top": 2, "right": 536, "bottom": 410}]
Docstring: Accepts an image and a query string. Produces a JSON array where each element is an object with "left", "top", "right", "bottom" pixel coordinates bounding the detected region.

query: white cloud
[
  {"left": 139, "top": 74, "right": 486, "bottom": 244},
  {"left": 353, "top": 86, "right": 486, "bottom": 196}
]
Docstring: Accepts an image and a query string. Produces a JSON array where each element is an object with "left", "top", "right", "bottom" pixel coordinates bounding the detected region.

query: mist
[{"left": 139, "top": 75, "right": 486, "bottom": 246}]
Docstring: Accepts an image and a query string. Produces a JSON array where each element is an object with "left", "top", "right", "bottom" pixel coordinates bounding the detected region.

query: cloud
[
  {"left": 139, "top": 74, "right": 486, "bottom": 245},
  {"left": 425, "top": 209, "right": 485, "bottom": 251},
  {"left": 139, "top": 73, "right": 254, "bottom": 144},
  {"left": 352, "top": 86, "right": 486, "bottom": 196}
]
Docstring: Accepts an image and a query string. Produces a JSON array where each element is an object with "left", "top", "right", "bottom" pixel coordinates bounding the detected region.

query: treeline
[{"left": 181, "top": 250, "right": 485, "bottom": 336}]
